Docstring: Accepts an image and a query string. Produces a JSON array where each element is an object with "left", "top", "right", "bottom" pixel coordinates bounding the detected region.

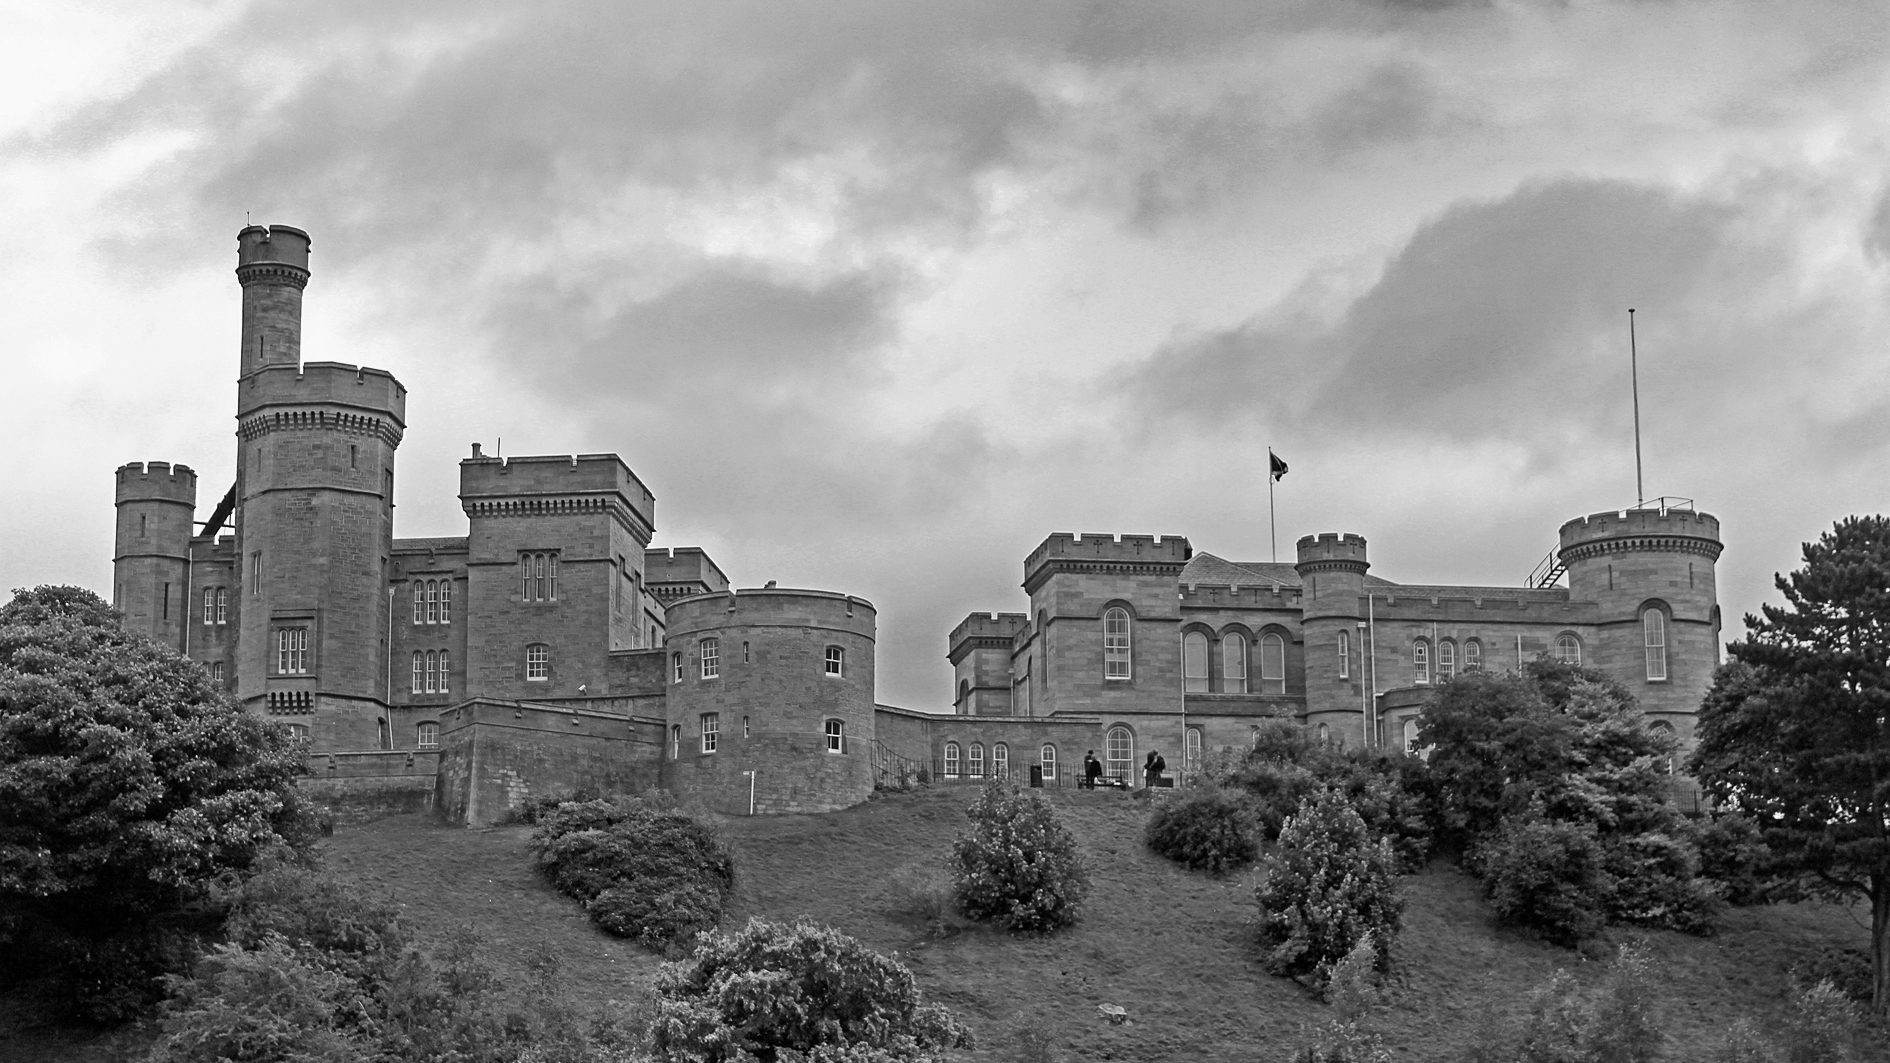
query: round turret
[
  {"left": 1557, "top": 506, "right": 1723, "bottom": 740},
  {"left": 662, "top": 589, "right": 876, "bottom": 814},
  {"left": 236, "top": 224, "right": 311, "bottom": 376},
  {"left": 1295, "top": 533, "right": 1370, "bottom": 747},
  {"left": 113, "top": 461, "right": 197, "bottom": 650}
]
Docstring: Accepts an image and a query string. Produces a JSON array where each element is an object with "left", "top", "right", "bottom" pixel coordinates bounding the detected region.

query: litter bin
[{"left": 1029, "top": 765, "right": 1044, "bottom": 788}]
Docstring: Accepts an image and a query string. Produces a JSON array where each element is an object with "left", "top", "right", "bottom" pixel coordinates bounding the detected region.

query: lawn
[{"left": 3, "top": 785, "right": 1878, "bottom": 1062}]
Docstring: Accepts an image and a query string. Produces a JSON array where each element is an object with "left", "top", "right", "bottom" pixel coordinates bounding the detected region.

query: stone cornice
[
  {"left": 1559, "top": 534, "right": 1724, "bottom": 565},
  {"left": 238, "top": 409, "right": 403, "bottom": 447},
  {"left": 236, "top": 262, "right": 310, "bottom": 289},
  {"left": 463, "top": 495, "right": 653, "bottom": 540},
  {"left": 1022, "top": 557, "right": 1187, "bottom": 594}
]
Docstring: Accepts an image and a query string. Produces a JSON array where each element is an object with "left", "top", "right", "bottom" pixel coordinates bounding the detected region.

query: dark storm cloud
[{"left": 1125, "top": 178, "right": 1756, "bottom": 461}]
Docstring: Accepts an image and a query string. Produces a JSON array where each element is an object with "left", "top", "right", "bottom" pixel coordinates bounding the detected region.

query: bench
[{"left": 1081, "top": 775, "right": 1129, "bottom": 791}]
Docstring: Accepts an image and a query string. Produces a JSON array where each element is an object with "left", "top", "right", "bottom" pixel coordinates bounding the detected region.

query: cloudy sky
[{"left": 4, "top": 0, "right": 1887, "bottom": 709}]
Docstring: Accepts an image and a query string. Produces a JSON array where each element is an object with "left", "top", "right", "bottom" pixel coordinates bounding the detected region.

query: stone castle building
[{"left": 111, "top": 225, "right": 1724, "bottom": 824}]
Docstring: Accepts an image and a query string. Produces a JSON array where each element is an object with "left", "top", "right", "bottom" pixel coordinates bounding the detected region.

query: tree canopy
[
  {"left": 0, "top": 585, "right": 310, "bottom": 1019},
  {"left": 1689, "top": 514, "right": 1890, "bottom": 1014}
]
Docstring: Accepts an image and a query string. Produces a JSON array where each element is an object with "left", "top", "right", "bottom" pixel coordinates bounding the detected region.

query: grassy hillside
[{"left": 5, "top": 786, "right": 1877, "bottom": 1062}]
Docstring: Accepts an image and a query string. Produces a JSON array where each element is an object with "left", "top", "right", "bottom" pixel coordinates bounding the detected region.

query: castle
[{"left": 111, "top": 225, "right": 1724, "bottom": 824}]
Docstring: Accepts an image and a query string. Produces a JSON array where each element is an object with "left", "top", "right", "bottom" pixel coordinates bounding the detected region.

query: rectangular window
[
  {"left": 251, "top": 552, "right": 262, "bottom": 597},
  {"left": 439, "top": 581, "right": 451, "bottom": 625},
  {"left": 216, "top": 588, "right": 227, "bottom": 625},
  {"left": 824, "top": 646, "right": 844, "bottom": 677},
  {"left": 701, "top": 638, "right": 720, "bottom": 679},
  {"left": 211, "top": 662, "right": 224, "bottom": 683},
  {"left": 825, "top": 719, "right": 844, "bottom": 753},
  {"left": 701, "top": 713, "right": 719, "bottom": 753},
  {"left": 525, "top": 644, "right": 550, "bottom": 681},
  {"left": 349, "top": 444, "right": 358, "bottom": 469},
  {"left": 203, "top": 588, "right": 215, "bottom": 626},
  {"left": 162, "top": 582, "right": 170, "bottom": 620},
  {"left": 743, "top": 715, "right": 751, "bottom": 738},
  {"left": 672, "top": 652, "right": 683, "bottom": 684},
  {"left": 1339, "top": 630, "right": 1350, "bottom": 678},
  {"left": 276, "top": 627, "right": 309, "bottom": 674},
  {"left": 417, "top": 722, "right": 439, "bottom": 749}
]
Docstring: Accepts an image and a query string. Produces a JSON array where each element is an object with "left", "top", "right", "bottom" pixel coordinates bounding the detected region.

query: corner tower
[
  {"left": 113, "top": 461, "right": 197, "bottom": 651},
  {"left": 230, "top": 225, "right": 408, "bottom": 749},
  {"left": 1557, "top": 505, "right": 1722, "bottom": 744},
  {"left": 1296, "top": 533, "right": 1369, "bottom": 745}
]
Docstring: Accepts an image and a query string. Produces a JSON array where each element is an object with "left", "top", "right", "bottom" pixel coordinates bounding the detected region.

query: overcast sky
[{"left": 4, "top": 0, "right": 1888, "bottom": 710}]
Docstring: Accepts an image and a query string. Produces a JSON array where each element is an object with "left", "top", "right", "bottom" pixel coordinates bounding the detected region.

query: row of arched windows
[
  {"left": 1406, "top": 608, "right": 1669, "bottom": 686},
  {"left": 411, "top": 579, "right": 451, "bottom": 625},
  {"left": 1181, "top": 630, "right": 1286, "bottom": 694},
  {"left": 411, "top": 650, "right": 450, "bottom": 694},
  {"left": 943, "top": 740, "right": 1033, "bottom": 779},
  {"left": 1411, "top": 638, "right": 1482, "bottom": 685}
]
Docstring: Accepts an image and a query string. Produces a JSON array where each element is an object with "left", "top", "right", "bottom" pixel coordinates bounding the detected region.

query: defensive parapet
[
  {"left": 948, "top": 611, "right": 1026, "bottom": 664},
  {"left": 236, "top": 224, "right": 311, "bottom": 376},
  {"left": 1022, "top": 532, "right": 1191, "bottom": 593},
  {"left": 237, "top": 363, "right": 408, "bottom": 437},
  {"left": 1557, "top": 507, "right": 1722, "bottom": 565},
  {"left": 115, "top": 461, "right": 198, "bottom": 506},
  {"left": 460, "top": 453, "right": 655, "bottom": 541},
  {"left": 1295, "top": 533, "right": 1369, "bottom": 571},
  {"left": 1178, "top": 583, "right": 1299, "bottom": 608},
  {"left": 645, "top": 546, "right": 730, "bottom": 600},
  {"left": 113, "top": 462, "right": 198, "bottom": 651}
]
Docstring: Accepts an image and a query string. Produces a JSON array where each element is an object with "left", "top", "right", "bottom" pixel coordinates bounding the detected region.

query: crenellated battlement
[
  {"left": 115, "top": 461, "right": 197, "bottom": 505},
  {"left": 644, "top": 547, "right": 728, "bottom": 592},
  {"left": 460, "top": 453, "right": 656, "bottom": 539},
  {"left": 1179, "top": 583, "right": 1300, "bottom": 607},
  {"left": 664, "top": 586, "right": 876, "bottom": 640},
  {"left": 1023, "top": 532, "right": 1190, "bottom": 591},
  {"left": 1295, "top": 532, "right": 1369, "bottom": 571},
  {"left": 948, "top": 612, "right": 1026, "bottom": 662},
  {"left": 238, "top": 361, "right": 407, "bottom": 424},
  {"left": 1558, "top": 506, "right": 1722, "bottom": 563},
  {"left": 236, "top": 224, "right": 310, "bottom": 278}
]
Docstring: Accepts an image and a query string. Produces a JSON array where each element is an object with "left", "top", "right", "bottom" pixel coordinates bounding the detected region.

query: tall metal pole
[
  {"left": 1268, "top": 448, "right": 1278, "bottom": 563},
  {"left": 1629, "top": 309, "right": 1644, "bottom": 507}
]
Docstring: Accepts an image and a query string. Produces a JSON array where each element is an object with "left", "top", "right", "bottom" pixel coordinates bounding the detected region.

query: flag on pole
[{"left": 1269, "top": 450, "right": 1288, "bottom": 482}]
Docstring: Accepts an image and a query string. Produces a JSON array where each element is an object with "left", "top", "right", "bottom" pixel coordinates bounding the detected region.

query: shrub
[
  {"left": 1288, "top": 1020, "right": 1393, "bottom": 1063},
  {"left": 1601, "top": 831, "right": 1720, "bottom": 935},
  {"left": 532, "top": 795, "right": 734, "bottom": 949},
  {"left": 1254, "top": 790, "right": 1403, "bottom": 987},
  {"left": 648, "top": 919, "right": 973, "bottom": 1063},
  {"left": 1693, "top": 812, "right": 1784, "bottom": 906},
  {"left": 1475, "top": 814, "right": 1609, "bottom": 946},
  {"left": 1323, "top": 932, "right": 1384, "bottom": 1015},
  {"left": 950, "top": 780, "right": 1090, "bottom": 933},
  {"left": 1781, "top": 979, "right": 1857, "bottom": 1063},
  {"left": 887, "top": 863, "right": 953, "bottom": 937},
  {"left": 1143, "top": 788, "right": 1259, "bottom": 874},
  {"left": 1584, "top": 943, "right": 1660, "bottom": 1063},
  {"left": 149, "top": 935, "right": 368, "bottom": 1063},
  {"left": 1513, "top": 970, "right": 1585, "bottom": 1063}
]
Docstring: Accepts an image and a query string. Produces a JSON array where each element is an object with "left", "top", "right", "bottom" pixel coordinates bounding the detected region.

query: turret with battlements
[
  {"left": 1296, "top": 533, "right": 1370, "bottom": 745},
  {"left": 113, "top": 461, "right": 197, "bottom": 652}
]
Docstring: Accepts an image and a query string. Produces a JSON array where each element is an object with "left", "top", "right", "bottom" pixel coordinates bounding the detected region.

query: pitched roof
[{"left": 1181, "top": 551, "right": 1405, "bottom": 591}]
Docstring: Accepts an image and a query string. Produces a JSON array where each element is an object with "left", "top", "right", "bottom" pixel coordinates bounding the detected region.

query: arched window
[
  {"left": 1403, "top": 717, "right": 1421, "bottom": 755},
  {"left": 417, "top": 722, "right": 439, "bottom": 750},
  {"left": 1413, "top": 639, "right": 1431, "bottom": 685},
  {"left": 424, "top": 650, "right": 437, "bottom": 693},
  {"left": 411, "top": 651, "right": 423, "bottom": 693},
  {"left": 1438, "top": 640, "right": 1455, "bottom": 681},
  {"left": 700, "top": 637, "right": 720, "bottom": 679},
  {"left": 204, "top": 587, "right": 215, "bottom": 626},
  {"left": 1185, "top": 727, "right": 1202, "bottom": 774},
  {"left": 671, "top": 725, "right": 681, "bottom": 760},
  {"left": 438, "top": 650, "right": 449, "bottom": 694},
  {"left": 1105, "top": 726, "right": 1133, "bottom": 783},
  {"left": 825, "top": 719, "right": 845, "bottom": 753},
  {"left": 1316, "top": 722, "right": 1331, "bottom": 745},
  {"left": 1648, "top": 720, "right": 1676, "bottom": 773},
  {"left": 969, "top": 742, "right": 985, "bottom": 777},
  {"left": 1182, "top": 631, "right": 1209, "bottom": 693},
  {"left": 525, "top": 643, "right": 550, "bottom": 681},
  {"left": 1103, "top": 607, "right": 1132, "bottom": 680},
  {"left": 1463, "top": 640, "right": 1481, "bottom": 672},
  {"left": 957, "top": 678, "right": 971, "bottom": 712},
  {"left": 438, "top": 581, "right": 451, "bottom": 625},
  {"left": 825, "top": 646, "right": 845, "bottom": 677},
  {"left": 1223, "top": 633, "right": 1248, "bottom": 694},
  {"left": 1259, "top": 633, "right": 1286, "bottom": 694},
  {"left": 1040, "top": 744, "right": 1057, "bottom": 780},
  {"left": 521, "top": 552, "right": 558, "bottom": 602},
  {"left": 412, "top": 581, "right": 425, "bottom": 624},
  {"left": 993, "top": 742, "right": 1009, "bottom": 779},
  {"left": 1338, "top": 629, "right": 1351, "bottom": 678},
  {"left": 426, "top": 581, "right": 438, "bottom": 625},
  {"left": 1554, "top": 633, "right": 1581, "bottom": 665},
  {"left": 1644, "top": 608, "right": 1667, "bottom": 681},
  {"left": 943, "top": 742, "right": 961, "bottom": 778}
]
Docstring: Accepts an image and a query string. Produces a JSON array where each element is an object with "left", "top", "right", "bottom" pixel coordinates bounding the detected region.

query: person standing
[
  {"left": 1144, "top": 750, "right": 1166, "bottom": 789},
  {"left": 1083, "top": 750, "right": 1102, "bottom": 789}
]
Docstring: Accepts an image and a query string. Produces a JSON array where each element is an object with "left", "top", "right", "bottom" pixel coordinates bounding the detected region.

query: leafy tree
[
  {"left": 0, "top": 586, "right": 310, "bottom": 1020},
  {"left": 1144, "top": 788, "right": 1259, "bottom": 874},
  {"left": 950, "top": 780, "right": 1089, "bottom": 932},
  {"left": 1688, "top": 514, "right": 1890, "bottom": 1015},
  {"left": 1254, "top": 790, "right": 1403, "bottom": 987},
  {"left": 649, "top": 919, "right": 973, "bottom": 1063},
  {"left": 530, "top": 794, "right": 734, "bottom": 950}
]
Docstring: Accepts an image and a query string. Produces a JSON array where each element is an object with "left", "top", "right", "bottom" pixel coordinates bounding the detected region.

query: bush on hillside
[
  {"left": 1474, "top": 813, "right": 1610, "bottom": 947},
  {"left": 1217, "top": 719, "right": 1433, "bottom": 871},
  {"left": 1254, "top": 790, "right": 1403, "bottom": 987},
  {"left": 1475, "top": 946, "right": 1662, "bottom": 1063},
  {"left": 532, "top": 794, "right": 734, "bottom": 950},
  {"left": 1693, "top": 812, "right": 1786, "bottom": 906},
  {"left": 1288, "top": 1021, "right": 1393, "bottom": 1063},
  {"left": 1600, "top": 830, "right": 1720, "bottom": 935},
  {"left": 649, "top": 919, "right": 973, "bottom": 1063},
  {"left": 886, "top": 863, "right": 953, "bottom": 938},
  {"left": 0, "top": 585, "right": 312, "bottom": 1022},
  {"left": 950, "top": 780, "right": 1090, "bottom": 932},
  {"left": 1144, "top": 789, "right": 1259, "bottom": 874}
]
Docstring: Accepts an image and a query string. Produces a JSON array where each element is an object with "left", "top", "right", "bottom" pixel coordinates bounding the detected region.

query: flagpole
[
  {"left": 1268, "top": 448, "right": 1277, "bottom": 563},
  {"left": 1629, "top": 308, "right": 1644, "bottom": 508}
]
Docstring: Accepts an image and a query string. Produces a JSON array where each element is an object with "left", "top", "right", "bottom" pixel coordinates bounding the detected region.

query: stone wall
[
  {"left": 434, "top": 698, "right": 663, "bottom": 827},
  {"left": 301, "top": 749, "right": 440, "bottom": 821}
]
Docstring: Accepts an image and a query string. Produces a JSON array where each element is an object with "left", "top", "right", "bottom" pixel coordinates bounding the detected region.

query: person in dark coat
[
  {"left": 1083, "top": 750, "right": 1103, "bottom": 789},
  {"left": 1144, "top": 750, "right": 1166, "bottom": 789}
]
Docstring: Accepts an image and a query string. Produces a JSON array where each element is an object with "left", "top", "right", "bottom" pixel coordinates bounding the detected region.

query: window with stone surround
[
  {"left": 1039, "top": 743, "right": 1057, "bottom": 780},
  {"left": 701, "top": 638, "right": 720, "bottom": 679},
  {"left": 438, "top": 650, "right": 449, "bottom": 694},
  {"left": 1438, "top": 640, "right": 1456, "bottom": 681},
  {"left": 825, "top": 718, "right": 844, "bottom": 753},
  {"left": 1464, "top": 640, "right": 1482, "bottom": 671},
  {"left": 520, "top": 552, "right": 558, "bottom": 602},
  {"left": 525, "top": 643, "right": 549, "bottom": 681},
  {"left": 275, "top": 627, "right": 308, "bottom": 674},
  {"left": 1103, "top": 607, "right": 1132, "bottom": 680},
  {"left": 1105, "top": 726, "right": 1133, "bottom": 782},
  {"left": 672, "top": 652, "right": 684, "bottom": 683},
  {"left": 1185, "top": 727, "right": 1203, "bottom": 775},
  {"left": 439, "top": 582, "right": 451, "bottom": 624},
  {"left": 825, "top": 645, "right": 844, "bottom": 677},
  {"left": 1223, "top": 633, "right": 1248, "bottom": 694},
  {"left": 1339, "top": 629, "right": 1351, "bottom": 678},
  {"left": 412, "top": 651, "right": 423, "bottom": 693},
  {"left": 288, "top": 723, "right": 309, "bottom": 742},
  {"left": 993, "top": 742, "right": 1009, "bottom": 778},
  {"left": 216, "top": 588, "right": 228, "bottom": 625},
  {"left": 417, "top": 722, "right": 439, "bottom": 750},
  {"left": 1412, "top": 638, "right": 1431, "bottom": 685},
  {"left": 211, "top": 662, "right": 224, "bottom": 684},
  {"left": 204, "top": 588, "right": 215, "bottom": 625},
  {"left": 1182, "top": 631, "right": 1209, "bottom": 693},
  {"left": 671, "top": 725, "right": 681, "bottom": 760},
  {"left": 701, "top": 713, "right": 719, "bottom": 753},
  {"left": 969, "top": 742, "right": 985, "bottom": 777},
  {"left": 1259, "top": 633, "right": 1285, "bottom": 694},
  {"left": 943, "top": 741, "right": 960, "bottom": 778},
  {"left": 1644, "top": 607, "right": 1668, "bottom": 681},
  {"left": 1554, "top": 633, "right": 1582, "bottom": 666}
]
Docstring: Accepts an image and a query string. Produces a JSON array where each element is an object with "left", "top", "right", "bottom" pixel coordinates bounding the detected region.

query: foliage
[
  {"left": 1781, "top": 978, "right": 1860, "bottom": 1063},
  {"left": 1214, "top": 719, "right": 1434, "bottom": 871},
  {"left": 1421, "top": 658, "right": 1718, "bottom": 941},
  {"left": 1693, "top": 812, "right": 1787, "bottom": 906},
  {"left": 1254, "top": 790, "right": 1403, "bottom": 987},
  {"left": 1322, "top": 932, "right": 1384, "bottom": 1016},
  {"left": 0, "top": 585, "right": 312, "bottom": 1021},
  {"left": 886, "top": 863, "right": 952, "bottom": 938},
  {"left": 950, "top": 780, "right": 1090, "bottom": 933},
  {"left": 1582, "top": 943, "right": 1661, "bottom": 1063},
  {"left": 1513, "top": 970, "right": 1586, "bottom": 1063},
  {"left": 1143, "top": 788, "right": 1259, "bottom": 875},
  {"left": 1287, "top": 1020, "right": 1393, "bottom": 1063},
  {"left": 648, "top": 919, "right": 973, "bottom": 1063},
  {"left": 531, "top": 794, "right": 734, "bottom": 950},
  {"left": 1690, "top": 517, "right": 1890, "bottom": 1014},
  {"left": 1475, "top": 946, "right": 1662, "bottom": 1063}
]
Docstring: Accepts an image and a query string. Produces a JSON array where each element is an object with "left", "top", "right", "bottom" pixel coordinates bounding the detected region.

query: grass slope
[{"left": 5, "top": 786, "right": 1877, "bottom": 1062}]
